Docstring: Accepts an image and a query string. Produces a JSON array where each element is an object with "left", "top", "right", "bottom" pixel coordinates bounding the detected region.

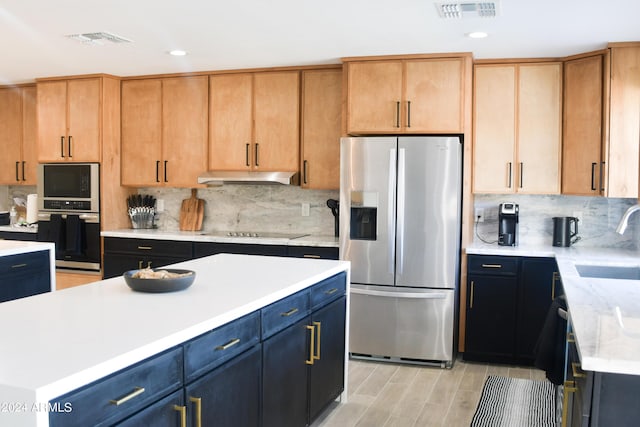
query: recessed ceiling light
[
  {"left": 168, "top": 50, "right": 188, "bottom": 56},
  {"left": 466, "top": 31, "right": 489, "bottom": 39}
]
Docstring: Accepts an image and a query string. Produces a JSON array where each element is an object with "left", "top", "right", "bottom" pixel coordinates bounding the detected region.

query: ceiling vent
[
  {"left": 435, "top": 2, "right": 500, "bottom": 18},
  {"left": 65, "top": 31, "right": 132, "bottom": 45}
]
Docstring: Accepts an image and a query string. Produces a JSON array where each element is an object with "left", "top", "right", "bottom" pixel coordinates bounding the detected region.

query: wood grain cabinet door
[
  {"left": 254, "top": 71, "right": 300, "bottom": 171},
  {"left": 121, "top": 79, "right": 162, "bottom": 186},
  {"left": 300, "top": 69, "right": 342, "bottom": 189},
  {"left": 21, "top": 86, "right": 37, "bottom": 184},
  {"left": 66, "top": 78, "right": 101, "bottom": 162},
  {"left": 161, "top": 76, "right": 208, "bottom": 186},
  {"left": 0, "top": 87, "right": 23, "bottom": 184},
  {"left": 473, "top": 65, "right": 517, "bottom": 193},
  {"left": 37, "top": 80, "right": 68, "bottom": 161},
  {"left": 209, "top": 73, "right": 253, "bottom": 170}
]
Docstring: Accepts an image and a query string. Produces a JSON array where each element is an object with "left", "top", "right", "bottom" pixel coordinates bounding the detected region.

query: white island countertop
[
  {"left": 0, "top": 253, "right": 349, "bottom": 426},
  {"left": 0, "top": 240, "right": 56, "bottom": 292},
  {"left": 467, "top": 242, "right": 640, "bottom": 376}
]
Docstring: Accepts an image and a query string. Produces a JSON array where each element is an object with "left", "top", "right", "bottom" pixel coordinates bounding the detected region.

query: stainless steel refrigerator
[{"left": 340, "top": 136, "right": 462, "bottom": 367}]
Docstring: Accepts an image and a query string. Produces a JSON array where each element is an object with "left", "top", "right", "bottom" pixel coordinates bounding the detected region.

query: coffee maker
[{"left": 498, "top": 203, "right": 519, "bottom": 246}]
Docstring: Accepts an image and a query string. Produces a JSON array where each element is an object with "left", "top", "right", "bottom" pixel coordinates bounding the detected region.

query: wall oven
[{"left": 36, "top": 163, "right": 101, "bottom": 272}]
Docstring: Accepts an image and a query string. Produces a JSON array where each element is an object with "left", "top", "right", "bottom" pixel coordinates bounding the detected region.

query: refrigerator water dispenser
[{"left": 349, "top": 191, "right": 378, "bottom": 240}]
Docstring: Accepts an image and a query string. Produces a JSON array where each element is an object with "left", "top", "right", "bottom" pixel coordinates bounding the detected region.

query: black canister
[{"left": 552, "top": 217, "right": 580, "bottom": 247}]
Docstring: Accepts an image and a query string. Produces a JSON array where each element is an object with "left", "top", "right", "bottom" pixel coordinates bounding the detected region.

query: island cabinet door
[
  {"left": 308, "top": 296, "right": 346, "bottom": 423},
  {"left": 263, "top": 316, "right": 311, "bottom": 427},
  {"left": 184, "top": 344, "right": 262, "bottom": 427}
]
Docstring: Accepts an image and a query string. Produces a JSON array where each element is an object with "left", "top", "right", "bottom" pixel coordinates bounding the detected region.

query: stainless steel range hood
[{"left": 197, "top": 170, "right": 298, "bottom": 185}]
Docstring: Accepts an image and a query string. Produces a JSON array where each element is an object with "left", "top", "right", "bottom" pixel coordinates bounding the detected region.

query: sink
[{"left": 575, "top": 264, "right": 640, "bottom": 280}]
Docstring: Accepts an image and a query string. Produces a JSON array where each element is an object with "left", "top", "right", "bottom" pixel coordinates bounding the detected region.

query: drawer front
[
  {"left": 468, "top": 255, "right": 519, "bottom": 276},
  {"left": 115, "top": 389, "right": 183, "bottom": 427},
  {"left": 262, "top": 290, "right": 310, "bottom": 339},
  {"left": 104, "top": 237, "right": 193, "bottom": 258},
  {"left": 310, "top": 272, "right": 347, "bottom": 310},
  {"left": 287, "top": 246, "right": 339, "bottom": 260},
  {"left": 0, "top": 250, "right": 49, "bottom": 274},
  {"left": 184, "top": 311, "right": 261, "bottom": 382},
  {"left": 49, "top": 347, "right": 183, "bottom": 427}
]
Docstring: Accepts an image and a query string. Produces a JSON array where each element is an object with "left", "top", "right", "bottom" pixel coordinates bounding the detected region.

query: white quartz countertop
[
  {"left": 467, "top": 241, "right": 640, "bottom": 375},
  {"left": 0, "top": 224, "right": 37, "bottom": 234},
  {"left": 101, "top": 228, "right": 339, "bottom": 248},
  {"left": 0, "top": 240, "right": 54, "bottom": 258},
  {"left": 0, "top": 254, "right": 349, "bottom": 412}
]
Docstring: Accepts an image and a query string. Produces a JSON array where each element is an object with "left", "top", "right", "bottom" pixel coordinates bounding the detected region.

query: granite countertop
[
  {"left": 101, "top": 228, "right": 339, "bottom": 248},
  {"left": 467, "top": 241, "right": 640, "bottom": 375},
  {"left": 0, "top": 253, "right": 349, "bottom": 425}
]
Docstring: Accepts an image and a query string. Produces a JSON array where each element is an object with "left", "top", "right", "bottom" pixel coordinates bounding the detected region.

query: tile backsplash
[
  {"left": 138, "top": 185, "right": 340, "bottom": 236},
  {"left": 474, "top": 194, "right": 639, "bottom": 250}
]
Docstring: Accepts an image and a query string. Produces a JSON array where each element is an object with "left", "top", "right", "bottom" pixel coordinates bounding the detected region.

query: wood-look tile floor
[{"left": 312, "top": 358, "right": 548, "bottom": 427}]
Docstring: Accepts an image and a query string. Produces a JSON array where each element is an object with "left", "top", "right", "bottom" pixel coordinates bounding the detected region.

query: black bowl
[{"left": 123, "top": 269, "right": 195, "bottom": 293}]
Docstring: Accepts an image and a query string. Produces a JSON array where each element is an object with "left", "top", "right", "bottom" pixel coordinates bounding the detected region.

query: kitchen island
[
  {"left": 0, "top": 240, "right": 56, "bottom": 299},
  {"left": 0, "top": 253, "right": 349, "bottom": 427}
]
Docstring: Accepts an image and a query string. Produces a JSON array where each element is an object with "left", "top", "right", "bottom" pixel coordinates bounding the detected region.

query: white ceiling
[{"left": 2, "top": 0, "right": 640, "bottom": 85}]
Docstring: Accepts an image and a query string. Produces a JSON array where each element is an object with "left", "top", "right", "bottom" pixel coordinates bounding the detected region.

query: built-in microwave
[{"left": 37, "top": 163, "right": 100, "bottom": 213}]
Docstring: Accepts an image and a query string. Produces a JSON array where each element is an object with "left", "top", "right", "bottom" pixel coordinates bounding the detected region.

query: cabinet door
[
  {"left": 473, "top": 65, "right": 516, "bottom": 193},
  {"left": 162, "top": 76, "right": 208, "bottom": 186},
  {"left": 121, "top": 79, "right": 163, "bottom": 186},
  {"left": 300, "top": 69, "right": 342, "bottom": 189},
  {"left": 21, "top": 86, "right": 37, "bottom": 184},
  {"left": 185, "top": 344, "right": 261, "bottom": 427},
  {"left": 0, "top": 87, "right": 23, "bottom": 184},
  {"left": 347, "top": 61, "right": 403, "bottom": 134},
  {"left": 254, "top": 71, "right": 300, "bottom": 171},
  {"left": 263, "top": 317, "right": 310, "bottom": 427},
  {"left": 115, "top": 389, "right": 184, "bottom": 427},
  {"left": 464, "top": 274, "right": 518, "bottom": 362},
  {"left": 562, "top": 54, "right": 604, "bottom": 195},
  {"left": 517, "top": 63, "right": 562, "bottom": 194},
  {"left": 209, "top": 73, "right": 253, "bottom": 170},
  {"left": 405, "top": 58, "right": 464, "bottom": 133},
  {"left": 67, "top": 78, "right": 101, "bottom": 162},
  {"left": 37, "top": 80, "right": 68, "bottom": 161},
  {"left": 516, "top": 258, "right": 558, "bottom": 364},
  {"left": 309, "top": 296, "right": 346, "bottom": 423},
  {"left": 608, "top": 46, "right": 640, "bottom": 198}
]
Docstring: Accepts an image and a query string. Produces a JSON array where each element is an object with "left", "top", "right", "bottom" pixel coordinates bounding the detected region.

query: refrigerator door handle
[
  {"left": 388, "top": 148, "right": 397, "bottom": 275},
  {"left": 351, "top": 287, "right": 448, "bottom": 299},
  {"left": 397, "top": 147, "right": 406, "bottom": 274}
]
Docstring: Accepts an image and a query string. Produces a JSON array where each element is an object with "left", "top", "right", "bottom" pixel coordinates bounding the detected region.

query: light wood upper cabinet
[
  {"left": 37, "top": 78, "right": 101, "bottom": 162},
  {"left": 300, "top": 68, "right": 342, "bottom": 190},
  {"left": 473, "top": 62, "right": 562, "bottom": 194},
  {"left": 345, "top": 57, "right": 466, "bottom": 134},
  {"left": 121, "top": 76, "right": 208, "bottom": 187},
  {"left": 562, "top": 54, "right": 605, "bottom": 196},
  {"left": 209, "top": 71, "right": 300, "bottom": 172},
  {"left": 608, "top": 44, "right": 640, "bottom": 199},
  {"left": 0, "top": 86, "right": 37, "bottom": 185}
]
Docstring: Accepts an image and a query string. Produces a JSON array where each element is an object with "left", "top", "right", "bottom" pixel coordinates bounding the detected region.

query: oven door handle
[{"left": 38, "top": 212, "right": 100, "bottom": 224}]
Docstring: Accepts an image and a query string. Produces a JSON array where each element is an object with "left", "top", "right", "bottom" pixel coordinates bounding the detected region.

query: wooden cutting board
[{"left": 179, "top": 189, "right": 204, "bottom": 231}]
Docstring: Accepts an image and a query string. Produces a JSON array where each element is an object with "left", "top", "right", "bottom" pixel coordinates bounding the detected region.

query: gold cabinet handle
[
  {"left": 109, "top": 386, "right": 145, "bottom": 405},
  {"left": 303, "top": 254, "right": 321, "bottom": 259},
  {"left": 481, "top": 264, "right": 502, "bottom": 268},
  {"left": 567, "top": 332, "right": 575, "bottom": 343},
  {"left": 305, "top": 325, "right": 315, "bottom": 365},
  {"left": 313, "top": 321, "right": 321, "bottom": 361},
  {"left": 189, "top": 396, "right": 202, "bottom": 427},
  {"left": 215, "top": 338, "right": 240, "bottom": 351},
  {"left": 11, "top": 263, "right": 28, "bottom": 269},
  {"left": 281, "top": 308, "right": 299, "bottom": 317},
  {"left": 147, "top": 261, "right": 152, "bottom": 268},
  {"left": 137, "top": 246, "right": 153, "bottom": 250},
  {"left": 571, "top": 362, "right": 586, "bottom": 378},
  {"left": 324, "top": 288, "right": 338, "bottom": 295},
  {"left": 470, "top": 281, "right": 475, "bottom": 309},
  {"left": 173, "top": 405, "right": 187, "bottom": 427},
  {"left": 562, "top": 380, "right": 577, "bottom": 427}
]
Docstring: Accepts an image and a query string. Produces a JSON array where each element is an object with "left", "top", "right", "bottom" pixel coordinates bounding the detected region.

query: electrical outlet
[
  {"left": 573, "top": 211, "right": 583, "bottom": 223},
  {"left": 475, "top": 207, "right": 484, "bottom": 222},
  {"left": 156, "top": 199, "right": 165, "bottom": 212},
  {"left": 301, "top": 203, "right": 310, "bottom": 217}
]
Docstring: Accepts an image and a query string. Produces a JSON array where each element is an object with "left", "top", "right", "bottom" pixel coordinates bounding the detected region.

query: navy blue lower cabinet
[
  {"left": 309, "top": 296, "right": 346, "bottom": 423},
  {"left": 185, "top": 344, "right": 262, "bottom": 427},
  {"left": 0, "top": 250, "right": 50, "bottom": 303},
  {"left": 263, "top": 317, "right": 311, "bottom": 427},
  {"left": 115, "top": 389, "right": 184, "bottom": 427}
]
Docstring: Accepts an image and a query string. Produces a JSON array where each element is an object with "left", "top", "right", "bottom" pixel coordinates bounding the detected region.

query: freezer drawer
[{"left": 349, "top": 285, "right": 454, "bottom": 365}]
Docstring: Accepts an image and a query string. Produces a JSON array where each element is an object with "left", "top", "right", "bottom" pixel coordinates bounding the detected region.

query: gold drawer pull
[
  {"left": 572, "top": 362, "right": 586, "bottom": 378},
  {"left": 11, "top": 263, "right": 28, "bottom": 269},
  {"left": 109, "top": 386, "right": 145, "bottom": 405},
  {"left": 189, "top": 396, "right": 202, "bottom": 427},
  {"left": 562, "top": 380, "right": 577, "bottom": 426},
  {"left": 313, "top": 321, "right": 321, "bottom": 361},
  {"left": 481, "top": 264, "right": 502, "bottom": 268},
  {"left": 215, "top": 338, "right": 240, "bottom": 351},
  {"left": 281, "top": 308, "right": 299, "bottom": 317},
  {"left": 470, "top": 281, "right": 475, "bottom": 309},
  {"left": 305, "top": 324, "right": 315, "bottom": 365},
  {"left": 137, "top": 246, "right": 153, "bottom": 250},
  {"left": 567, "top": 332, "right": 575, "bottom": 343},
  {"left": 324, "top": 288, "right": 338, "bottom": 295},
  {"left": 303, "top": 254, "right": 321, "bottom": 259},
  {"left": 173, "top": 405, "right": 186, "bottom": 427}
]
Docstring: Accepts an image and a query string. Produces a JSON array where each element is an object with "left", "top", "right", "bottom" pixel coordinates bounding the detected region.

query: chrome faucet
[{"left": 616, "top": 204, "right": 640, "bottom": 234}]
